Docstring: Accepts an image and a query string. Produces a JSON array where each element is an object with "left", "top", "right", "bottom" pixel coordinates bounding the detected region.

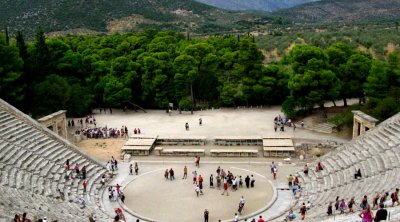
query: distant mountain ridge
[
  {"left": 0, "top": 0, "right": 262, "bottom": 38},
  {"left": 194, "top": 0, "right": 320, "bottom": 12},
  {"left": 274, "top": 0, "right": 400, "bottom": 23}
]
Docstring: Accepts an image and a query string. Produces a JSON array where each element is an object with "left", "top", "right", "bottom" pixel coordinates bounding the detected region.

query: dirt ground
[
  {"left": 76, "top": 138, "right": 126, "bottom": 161},
  {"left": 72, "top": 106, "right": 353, "bottom": 163}
]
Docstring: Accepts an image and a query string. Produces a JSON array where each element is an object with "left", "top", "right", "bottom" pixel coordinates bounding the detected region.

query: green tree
[
  {"left": 343, "top": 51, "right": 372, "bottom": 104},
  {"left": 33, "top": 75, "right": 70, "bottom": 116},
  {"left": 286, "top": 45, "right": 341, "bottom": 117},
  {"left": 0, "top": 33, "right": 24, "bottom": 104}
]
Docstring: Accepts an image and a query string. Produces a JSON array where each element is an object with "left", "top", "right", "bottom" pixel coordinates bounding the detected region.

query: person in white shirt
[{"left": 234, "top": 213, "right": 239, "bottom": 222}]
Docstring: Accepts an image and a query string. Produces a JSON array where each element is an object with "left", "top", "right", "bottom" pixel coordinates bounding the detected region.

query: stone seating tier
[
  {"left": 293, "top": 113, "right": 400, "bottom": 219},
  {"left": 0, "top": 99, "right": 111, "bottom": 220}
]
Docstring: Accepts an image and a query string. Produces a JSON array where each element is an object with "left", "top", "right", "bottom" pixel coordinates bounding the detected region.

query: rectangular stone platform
[
  {"left": 121, "top": 146, "right": 152, "bottom": 156},
  {"left": 263, "top": 136, "right": 294, "bottom": 157},
  {"left": 214, "top": 136, "right": 262, "bottom": 146},
  {"left": 156, "top": 136, "right": 206, "bottom": 146},
  {"left": 122, "top": 137, "right": 157, "bottom": 156},
  {"left": 156, "top": 147, "right": 205, "bottom": 156},
  {"left": 210, "top": 149, "right": 258, "bottom": 157},
  {"left": 125, "top": 138, "right": 156, "bottom": 146},
  {"left": 263, "top": 146, "right": 295, "bottom": 157}
]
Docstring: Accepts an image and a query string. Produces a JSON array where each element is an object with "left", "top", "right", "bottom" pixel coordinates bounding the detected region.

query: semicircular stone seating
[
  {"left": 0, "top": 99, "right": 111, "bottom": 221},
  {"left": 294, "top": 112, "right": 400, "bottom": 221}
]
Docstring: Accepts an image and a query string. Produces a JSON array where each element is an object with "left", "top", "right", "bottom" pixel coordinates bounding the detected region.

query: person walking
[
  {"left": 199, "top": 118, "right": 202, "bottom": 126},
  {"left": 348, "top": 197, "right": 356, "bottom": 213},
  {"left": 238, "top": 196, "right": 245, "bottom": 214},
  {"left": 339, "top": 199, "right": 346, "bottom": 214},
  {"left": 183, "top": 166, "right": 188, "bottom": 179},
  {"left": 195, "top": 185, "right": 201, "bottom": 197},
  {"left": 204, "top": 209, "right": 209, "bottom": 222},
  {"left": 245, "top": 175, "right": 250, "bottom": 188},
  {"left": 374, "top": 203, "right": 388, "bottom": 222},
  {"left": 300, "top": 202, "right": 307, "bottom": 220},
  {"left": 359, "top": 205, "right": 374, "bottom": 222},
  {"left": 327, "top": 202, "right": 333, "bottom": 216},
  {"left": 234, "top": 213, "right": 239, "bottom": 222}
]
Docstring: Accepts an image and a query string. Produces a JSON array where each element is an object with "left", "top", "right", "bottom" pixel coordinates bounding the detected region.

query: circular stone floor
[{"left": 123, "top": 164, "right": 275, "bottom": 222}]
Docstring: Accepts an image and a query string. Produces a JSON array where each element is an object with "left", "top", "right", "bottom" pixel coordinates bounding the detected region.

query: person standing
[
  {"left": 216, "top": 174, "right": 221, "bottom": 189},
  {"left": 169, "top": 168, "right": 175, "bottom": 180},
  {"left": 129, "top": 164, "right": 133, "bottom": 175},
  {"left": 164, "top": 169, "right": 169, "bottom": 180},
  {"left": 250, "top": 175, "right": 255, "bottom": 188},
  {"left": 199, "top": 118, "right": 202, "bottom": 126},
  {"left": 204, "top": 209, "right": 209, "bottom": 222},
  {"left": 198, "top": 175, "right": 204, "bottom": 189},
  {"left": 185, "top": 122, "right": 189, "bottom": 131},
  {"left": 271, "top": 161, "right": 276, "bottom": 173},
  {"left": 221, "top": 181, "right": 229, "bottom": 196},
  {"left": 245, "top": 175, "right": 250, "bottom": 188},
  {"left": 210, "top": 174, "right": 214, "bottom": 188},
  {"left": 195, "top": 156, "right": 200, "bottom": 168},
  {"left": 82, "top": 165, "right": 87, "bottom": 179},
  {"left": 183, "top": 166, "right": 188, "bottom": 179},
  {"left": 391, "top": 188, "right": 399, "bottom": 207},
  {"left": 83, "top": 180, "right": 87, "bottom": 193},
  {"left": 288, "top": 174, "right": 294, "bottom": 187},
  {"left": 135, "top": 162, "right": 139, "bottom": 175},
  {"left": 192, "top": 171, "right": 197, "bottom": 184},
  {"left": 272, "top": 167, "right": 277, "bottom": 180}
]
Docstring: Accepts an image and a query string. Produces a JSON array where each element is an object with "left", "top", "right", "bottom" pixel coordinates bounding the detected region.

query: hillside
[
  {"left": 275, "top": 0, "right": 400, "bottom": 23},
  {"left": 0, "top": 0, "right": 265, "bottom": 38},
  {"left": 194, "top": 0, "right": 319, "bottom": 12}
]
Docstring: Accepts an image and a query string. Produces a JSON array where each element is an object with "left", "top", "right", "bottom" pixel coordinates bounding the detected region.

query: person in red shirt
[
  {"left": 83, "top": 180, "right": 87, "bottom": 193},
  {"left": 257, "top": 215, "right": 265, "bottom": 222}
]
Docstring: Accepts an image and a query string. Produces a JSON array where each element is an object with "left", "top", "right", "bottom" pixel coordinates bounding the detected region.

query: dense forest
[{"left": 0, "top": 29, "right": 399, "bottom": 125}]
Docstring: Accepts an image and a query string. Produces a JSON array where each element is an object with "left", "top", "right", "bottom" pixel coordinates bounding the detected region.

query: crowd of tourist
[{"left": 273, "top": 115, "right": 304, "bottom": 132}]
